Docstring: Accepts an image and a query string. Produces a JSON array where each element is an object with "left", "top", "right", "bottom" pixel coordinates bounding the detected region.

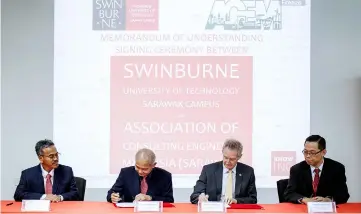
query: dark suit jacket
[
  {"left": 190, "top": 161, "right": 257, "bottom": 204},
  {"left": 284, "top": 158, "right": 349, "bottom": 204},
  {"left": 106, "top": 166, "right": 174, "bottom": 203},
  {"left": 14, "top": 164, "right": 79, "bottom": 201}
]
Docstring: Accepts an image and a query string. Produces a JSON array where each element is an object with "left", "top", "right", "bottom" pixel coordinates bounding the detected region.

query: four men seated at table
[
  {"left": 190, "top": 139, "right": 257, "bottom": 204},
  {"left": 14, "top": 136, "right": 350, "bottom": 205},
  {"left": 14, "top": 139, "right": 79, "bottom": 202},
  {"left": 284, "top": 135, "right": 350, "bottom": 204}
]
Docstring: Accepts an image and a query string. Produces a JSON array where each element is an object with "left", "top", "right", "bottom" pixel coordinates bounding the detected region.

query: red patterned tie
[
  {"left": 45, "top": 174, "right": 52, "bottom": 194},
  {"left": 312, "top": 168, "right": 320, "bottom": 196},
  {"left": 140, "top": 177, "right": 148, "bottom": 194}
]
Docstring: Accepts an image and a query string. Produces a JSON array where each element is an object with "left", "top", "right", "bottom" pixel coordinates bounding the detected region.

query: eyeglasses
[
  {"left": 41, "top": 152, "right": 61, "bottom": 159},
  {"left": 302, "top": 150, "right": 323, "bottom": 156},
  {"left": 223, "top": 156, "right": 238, "bottom": 162}
]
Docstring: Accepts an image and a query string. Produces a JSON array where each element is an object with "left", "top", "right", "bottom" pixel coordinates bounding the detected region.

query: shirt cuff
[
  {"left": 60, "top": 195, "right": 64, "bottom": 201},
  {"left": 298, "top": 198, "right": 304, "bottom": 204},
  {"left": 40, "top": 194, "right": 47, "bottom": 200}
]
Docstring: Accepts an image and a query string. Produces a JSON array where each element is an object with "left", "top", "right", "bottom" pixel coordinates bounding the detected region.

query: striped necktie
[
  {"left": 45, "top": 174, "right": 52, "bottom": 194},
  {"left": 312, "top": 168, "right": 320, "bottom": 196},
  {"left": 141, "top": 177, "right": 148, "bottom": 194}
]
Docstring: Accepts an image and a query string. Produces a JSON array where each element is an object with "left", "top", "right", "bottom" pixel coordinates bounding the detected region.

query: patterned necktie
[
  {"left": 312, "top": 168, "right": 320, "bottom": 196},
  {"left": 225, "top": 170, "right": 233, "bottom": 198},
  {"left": 45, "top": 174, "right": 52, "bottom": 194},
  {"left": 140, "top": 177, "right": 148, "bottom": 194}
]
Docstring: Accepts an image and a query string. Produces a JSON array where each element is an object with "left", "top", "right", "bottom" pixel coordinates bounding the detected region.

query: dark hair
[
  {"left": 304, "top": 135, "right": 326, "bottom": 150},
  {"left": 35, "top": 139, "right": 55, "bottom": 156}
]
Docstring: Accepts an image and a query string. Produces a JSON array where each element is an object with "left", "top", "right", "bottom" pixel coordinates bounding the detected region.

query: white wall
[
  {"left": 0, "top": 0, "right": 2, "bottom": 201},
  {"left": 1, "top": 0, "right": 361, "bottom": 202},
  {"left": 1, "top": 0, "right": 54, "bottom": 200},
  {"left": 310, "top": 0, "right": 361, "bottom": 201}
]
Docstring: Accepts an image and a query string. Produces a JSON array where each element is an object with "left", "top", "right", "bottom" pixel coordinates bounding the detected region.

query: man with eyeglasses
[
  {"left": 190, "top": 139, "right": 257, "bottom": 204},
  {"left": 284, "top": 135, "right": 349, "bottom": 204},
  {"left": 14, "top": 139, "right": 79, "bottom": 202},
  {"left": 107, "top": 148, "right": 174, "bottom": 203}
]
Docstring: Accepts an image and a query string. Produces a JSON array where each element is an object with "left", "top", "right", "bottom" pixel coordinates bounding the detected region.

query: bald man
[{"left": 106, "top": 148, "right": 174, "bottom": 203}]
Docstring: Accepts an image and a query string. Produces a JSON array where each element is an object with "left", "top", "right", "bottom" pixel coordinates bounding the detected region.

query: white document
[
  {"left": 198, "top": 201, "right": 226, "bottom": 213},
  {"left": 135, "top": 201, "right": 163, "bottom": 212},
  {"left": 21, "top": 200, "right": 50, "bottom": 212},
  {"left": 307, "top": 202, "right": 336, "bottom": 213},
  {"left": 115, "top": 202, "right": 135, "bottom": 208}
]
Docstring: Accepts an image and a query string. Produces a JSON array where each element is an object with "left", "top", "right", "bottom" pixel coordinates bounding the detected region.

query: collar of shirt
[
  {"left": 222, "top": 164, "right": 236, "bottom": 174},
  {"left": 310, "top": 160, "right": 324, "bottom": 174},
  {"left": 40, "top": 164, "right": 54, "bottom": 178}
]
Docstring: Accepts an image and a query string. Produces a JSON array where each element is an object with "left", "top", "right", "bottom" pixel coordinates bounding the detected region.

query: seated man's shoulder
[
  {"left": 60, "top": 164, "right": 73, "bottom": 169},
  {"left": 289, "top": 160, "right": 309, "bottom": 172},
  {"left": 22, "top": 165, "right": 40, "bottom": 174},
  {"left": 202, "top": 161, "right": 223, "bottom": 171},
  {"left": 153, "top": 167, "right": 172, "bottom": 178},
  {"left": 325, "top": 158, "right": 345, "bottom": 169},
  {"left": 237, "top": 162, "right": 254, "bottom": 172},
  {"left": 55, "top": 164, "right": 74, "bottom": 173},
  {"left": 120, "top": 166, "right": 136, "bottom": 174}
]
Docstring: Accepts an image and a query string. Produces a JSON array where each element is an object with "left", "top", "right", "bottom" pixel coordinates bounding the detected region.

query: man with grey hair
[
  {"left": 14, "top": 139, "right": 79, "bottom": 202},
  {"left": 190, "top": 139, "right": 257, "bottom": 204},
  {"left": 107, "top": 148, "right": 174, "bottom": 203}
]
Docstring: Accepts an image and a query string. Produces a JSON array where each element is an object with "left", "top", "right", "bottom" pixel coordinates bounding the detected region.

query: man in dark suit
[
  {"left": 14, "top": 139, "right": 79, "bottom": 202},
  {"left": 107, "top": 148, "right": 174, "bottom": 203},
  {"left": 190, "top": 139, "right": 257, "bottom": 204},
  {"left": 284, "top": 135, "right": 349, "bottom": 204}
]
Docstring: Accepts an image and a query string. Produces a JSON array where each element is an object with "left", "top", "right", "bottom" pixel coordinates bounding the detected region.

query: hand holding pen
[{"left": 111, "top": 192, "right": 122, "bottom": 203}]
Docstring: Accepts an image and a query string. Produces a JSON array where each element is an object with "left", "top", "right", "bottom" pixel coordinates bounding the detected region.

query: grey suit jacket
[{"left": 190, "top": 161, "right": 257, "bottom": 204}]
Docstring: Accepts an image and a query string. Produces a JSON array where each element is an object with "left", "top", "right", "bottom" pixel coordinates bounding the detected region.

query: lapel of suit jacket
[
  {"left": 316, "top": 158, "right": 328, "bottom": 194},
  {"left": 144, "top": 169, "right": 155, "bottom": 196},
  {"left": 53, "top": 166, "right": 60, "bottom": 194},
  {"left": 215, "top": 162, "right": 223, "bottom": 195},
  {"left": 132, "top": 167, "right": 140, "bottom": 196},
  {"left": 302, "top": 162, "right": 313, "bottom": 195},
  {"left": 235, "top": 163, "right": 243, "bottom": 196},
  {"left": 37, "top": 165, "right": 45, "bottom": 193}
]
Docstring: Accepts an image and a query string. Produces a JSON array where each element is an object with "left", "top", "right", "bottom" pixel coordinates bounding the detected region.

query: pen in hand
[{"left": 111, "top": 192, "right": 121, "bottom": 203}]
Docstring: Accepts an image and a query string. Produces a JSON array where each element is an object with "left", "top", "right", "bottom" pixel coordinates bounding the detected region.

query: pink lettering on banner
[
  {"left": 110, "top": 56, "right": 253, "bottom": 174},
  {"left": 271, "top": 151, "right": 297, "bottom": 176},
  {"left": 126, "top": 0, "right": 159, "bottom": 30}
]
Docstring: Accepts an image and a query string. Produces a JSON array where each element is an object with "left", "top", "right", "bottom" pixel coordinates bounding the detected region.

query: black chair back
[
  {"left": 276, "top": 179, "right": 289, "bottom": 203},
  {"left": 75, "top": 177, "right": 86, "bottom": 201}
]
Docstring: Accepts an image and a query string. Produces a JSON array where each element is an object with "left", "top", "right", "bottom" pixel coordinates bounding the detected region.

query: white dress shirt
[
  {"left": 40, "top": 165, "right": 63, "bottom": 201},
  {"left": 221, "top": 165, "right": 236, "bottom": 199},
  {"left": 310, "top": 161, "right": 324, "bottom": 181}
]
